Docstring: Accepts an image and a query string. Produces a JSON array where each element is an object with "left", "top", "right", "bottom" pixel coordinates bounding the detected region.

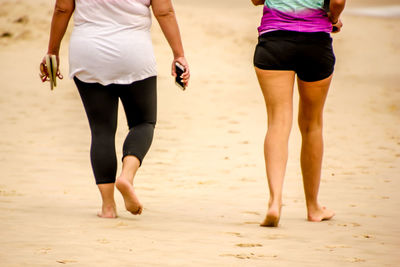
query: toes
[{"left": 129, "top": 205, "right": 143, "bottom": 215}]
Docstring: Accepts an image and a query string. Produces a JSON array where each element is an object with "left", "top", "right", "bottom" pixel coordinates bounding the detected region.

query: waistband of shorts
[{"left": 260, "top": 30, "right": 331, "bottom": 39}]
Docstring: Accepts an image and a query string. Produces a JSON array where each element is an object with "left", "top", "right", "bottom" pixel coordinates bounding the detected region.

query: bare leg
[
  {"left": 115, "top": 155, "right": 143, "bottom": 215},
  {"left": 297, "top": 76, "right": 335, "bottom": 222},
  {"left": 97, "top": 183, "right": 117, "bottom": 218},
  {"left": 255, "top": 68, "right": 296, "bottom": 227}
]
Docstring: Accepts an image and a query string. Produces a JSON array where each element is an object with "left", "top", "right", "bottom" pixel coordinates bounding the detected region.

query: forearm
[
  {"left": 153, "top": 4, "right": 184, "bottom": 58},
  {"left": 329, "top": 0, "right": 346, "bottom": 23},
  {"left": 251, "top": 0, "right": 264, "bottom": 6},
  {"left": 47, "top": 1, "right": 74, "bottom": 55}
]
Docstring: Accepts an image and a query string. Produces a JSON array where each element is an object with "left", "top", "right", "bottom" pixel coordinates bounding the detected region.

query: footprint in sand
[
  {"left": 378, "top": 146, "right": 389, "bottom": 150},
  {"left": 219, "top": 253, "right": 276, "bottom": 260},
  {"left": 242, "top": 211, "right": 260, "bottom": 216},
  {"left": 243, "top": 221, "right": 259, "bottom": 225},
  {"left": 115, "top": 221, "right": 128, "bottom": 227},
  {"left": 97, "top": 238, "right": 110, "bottom": 244},
  {"left": 240, "top": 177, "right": 257, "bottom": 182},
  {"left": 352, "top": 234, "right": 373, "bottom": 239},
  {"left": 0, "top": 189, "right": 21, "bottom": 197},
  {"left": 37, "top": 248, "right": 52, "bottom": 255},
  {"left": 225, "top": 232, "right": 244, "bottom": 238},
  {"left": 266, "top": 234, "right": 286, "bottom": 240},
  {"left": 349, "top": 257, "right": 366, "bottom": 263},
  {"left": 236, "top": 243, "right": 263, "bottom": 248},
  {"left": 0, "top": 31, "right": 12, "bottom": 38},
  {"left": 325, "top": 244, "right": 351, "bottom": 250},
  {"left": 197, "top": 180, "right": 216, "bottom": 185},
  {"left": 56, "top": 259, "right": 78, "bottom": 264},
  {"left": 14, "top": 15, "right": 29, "bottom": 24}
]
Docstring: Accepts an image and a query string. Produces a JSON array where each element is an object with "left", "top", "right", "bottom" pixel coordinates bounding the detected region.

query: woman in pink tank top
[{"left": 252, "top": 0, "right": 346, "bottom": 227}]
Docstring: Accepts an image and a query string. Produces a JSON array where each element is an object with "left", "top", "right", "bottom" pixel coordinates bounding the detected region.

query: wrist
[
  {"left": 47, "top": 47, "right": 59, "bottom": 56},
  {"left": 173, "top": 54, "right": 185, "bottom": 60},
  {"left": 327, "top": 12, "right": 339, "bottom": 24},
  {"left": 330, "top": 16, "right": 339, "bottom": 25}
]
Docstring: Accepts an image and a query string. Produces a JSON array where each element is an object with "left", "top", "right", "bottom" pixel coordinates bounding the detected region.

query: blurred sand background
[{"left": 0, "top": 0, "right": 399, "bottom": 266}]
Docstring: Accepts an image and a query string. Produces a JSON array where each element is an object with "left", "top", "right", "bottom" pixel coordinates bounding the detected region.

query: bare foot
[
  {"left": 307, "top": 205, "right": 335, "bottom": 222},
  {"left": 116, "top": 176, "right": 143, "bottom": 215},
  {"left": 97, "top": 203, "right": 117, "bottom": 218},
  {"left": 260, "top": 203, "right": 281, "bottom": 227}
]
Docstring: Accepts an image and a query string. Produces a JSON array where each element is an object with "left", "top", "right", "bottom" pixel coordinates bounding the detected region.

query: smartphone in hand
[{"left": 175, "top": 62, "right": 186, "bottom": 91}]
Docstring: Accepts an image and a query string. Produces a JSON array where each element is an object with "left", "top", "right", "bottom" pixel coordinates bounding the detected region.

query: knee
[
  {"left": 268, "top": 113, "right": 293, "bottom": 134},
  {"left": 298, "top": 117, "right": 323, "bottom": 135},
  {"left": 90, "top": 126, "right": 116, "bottom": 143},
  {"left": 129, "top": 121, "right": 155, "bottom": 131}
]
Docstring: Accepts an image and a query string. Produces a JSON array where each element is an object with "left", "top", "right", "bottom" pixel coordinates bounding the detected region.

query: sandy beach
[{"left": 0, "top": 0, "right": 399, "bottom": 266}]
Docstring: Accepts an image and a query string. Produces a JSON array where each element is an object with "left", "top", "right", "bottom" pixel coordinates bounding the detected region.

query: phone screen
[{"left": 175, "top": 62, "right": 185, "bottom": 90}]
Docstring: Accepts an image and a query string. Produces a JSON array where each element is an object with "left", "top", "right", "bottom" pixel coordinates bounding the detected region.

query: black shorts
[{"left": 253, "top": 30, "right": 335, "bottom": 82}]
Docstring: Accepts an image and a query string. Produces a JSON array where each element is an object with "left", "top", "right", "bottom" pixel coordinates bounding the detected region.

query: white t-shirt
[{"left": 69, "top": 0, "right": 157, "bottom": 85}]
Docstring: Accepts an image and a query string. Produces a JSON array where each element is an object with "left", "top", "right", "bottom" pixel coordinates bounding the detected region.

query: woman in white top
[{"left": 40, "top": 0, "right": 190, "bottom": 218}]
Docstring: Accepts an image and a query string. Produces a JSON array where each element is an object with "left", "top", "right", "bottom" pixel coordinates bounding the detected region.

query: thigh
[
  {"left": 255, "top": 68, "right": 295, "bottom": 126},
  {"left": 297, "top": 75, "right": 332, "bottom": 126},
  {"left": 74, "top": 77, "right": 119, "bottom": 133},
  {"left": 117, "top": 76, "right": 157, "bottom": 128}
]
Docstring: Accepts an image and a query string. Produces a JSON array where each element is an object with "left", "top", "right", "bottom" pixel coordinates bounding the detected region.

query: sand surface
[{"left": 0, "top": 0, "right": 399, "bottom": 266}]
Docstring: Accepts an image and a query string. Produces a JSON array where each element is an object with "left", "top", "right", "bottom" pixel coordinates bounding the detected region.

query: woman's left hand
[
  {"left": 172, "top": 56, "right": 190, "bottom": 87},
  {"left": 331, "top": 19, "right": 343, "bottom": 33}
]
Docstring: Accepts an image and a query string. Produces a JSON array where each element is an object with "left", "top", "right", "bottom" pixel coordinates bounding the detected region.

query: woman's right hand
[{"left": 39, "top": 54, "right": 63, "bottom": 82}]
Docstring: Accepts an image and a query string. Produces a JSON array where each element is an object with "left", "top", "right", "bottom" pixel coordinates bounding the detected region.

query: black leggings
[{"left": 74, "top": 76, "right": 157, "bottom": 184}]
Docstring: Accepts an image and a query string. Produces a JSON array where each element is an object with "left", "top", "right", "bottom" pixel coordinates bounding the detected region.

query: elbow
[
  {"left": 54, "top": 3, "right": 74, "bottom": 16},
  {"left": 251, "top": 0, "right": 264, "bottom": 5},
  {"left": 153, "top": 8, "right": 175, "bottom": 19},
  {"left": 330, "top": 0, "right": 346, "bottom": 9}
]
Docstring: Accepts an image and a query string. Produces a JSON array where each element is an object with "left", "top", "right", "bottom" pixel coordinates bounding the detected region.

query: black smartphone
[{"left": 175, "top": 62, "right": 186, "bottom": 90}]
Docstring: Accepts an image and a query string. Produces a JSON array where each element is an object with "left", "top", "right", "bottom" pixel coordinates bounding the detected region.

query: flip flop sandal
[{"left": 45, "top": 55, "right": 54, "bottom": 90}]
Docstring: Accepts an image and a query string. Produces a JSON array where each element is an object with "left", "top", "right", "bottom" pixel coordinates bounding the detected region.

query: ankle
[
  {"left": 117, "top": 175, "right": 133, "bottom": 184},
  {"left": 268, "top": 196, "right": 282, "bottom": 207},
  {"left": 306, "top": 201, "right": 320, "bottom": 212},
  {"left": 102, "top": 200, "right": 116, "bottom": 207}
]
